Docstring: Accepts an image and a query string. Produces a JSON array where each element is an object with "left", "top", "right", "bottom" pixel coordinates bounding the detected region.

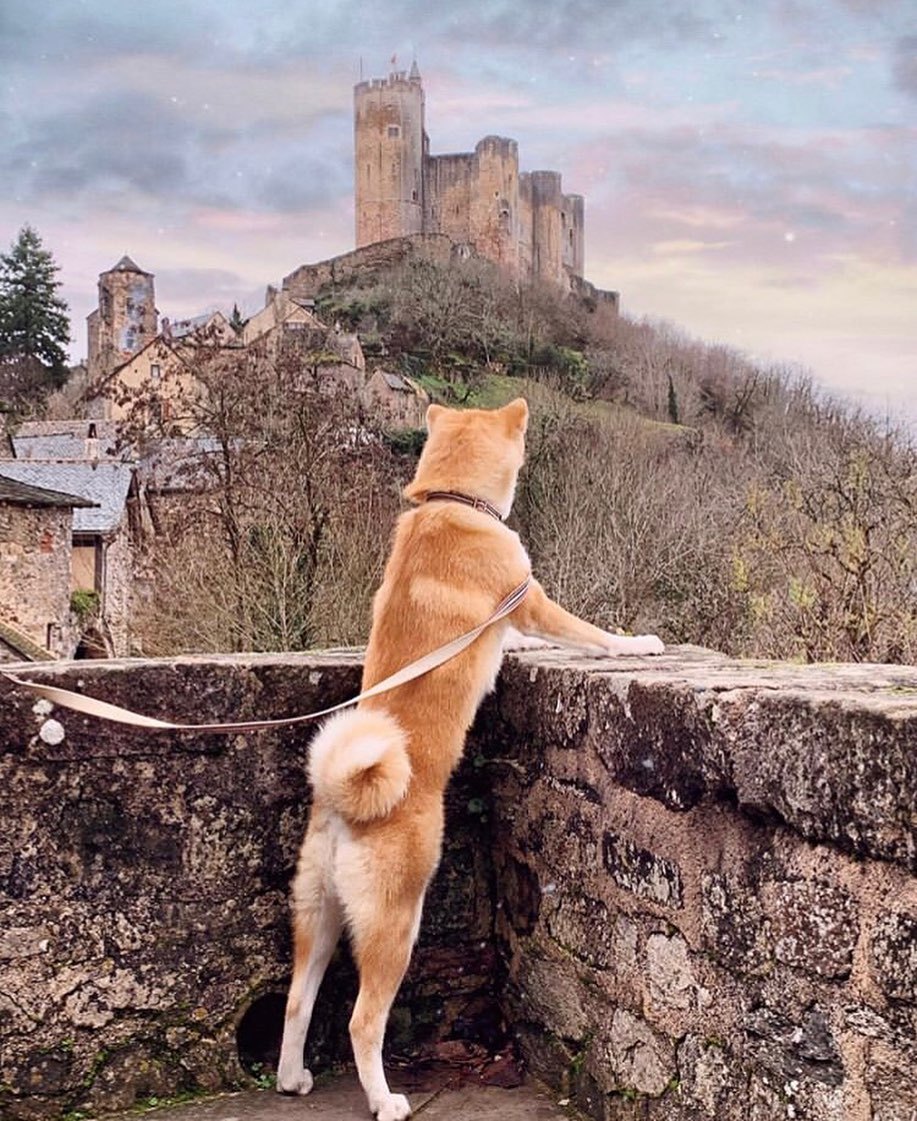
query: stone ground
[{"left": 96, "top": 1073, "right": 579, "bottom": 1121}]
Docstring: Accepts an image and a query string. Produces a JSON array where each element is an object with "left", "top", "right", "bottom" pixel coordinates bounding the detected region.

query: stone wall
[
  {"left": 0, "top": 654, "right": 500, "bottom": 1120},
  {"left": 353, "top": 69, "right": 586, "bottom": 289},
  {"left": 480, "top": 648, "right": 917, "bottom": 1121},
  {"left": 0, "top": 503, "right": 73, "bottom": 657},
  {"left": 282, "top": 234, "right": 455, "bottom": 301},
  {"left": 354, "top": 73, "right": 425, "bottom": 249},
  {"left": 2, "top": 648, "right": 915, "bottom": 1120}
]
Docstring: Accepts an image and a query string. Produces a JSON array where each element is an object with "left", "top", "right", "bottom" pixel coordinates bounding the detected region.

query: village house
[
  {"left": 0, "top": 474, "right": 96, "bottom": 661},
  {"left": 86, "top": 308, "right": 237, "bottom": 429},
  {"left": 0, "top": 434, "right": 138, "bottom": 658}
]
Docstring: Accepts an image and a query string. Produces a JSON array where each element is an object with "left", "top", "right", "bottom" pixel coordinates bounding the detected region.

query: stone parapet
[
  {"left": 481, "top": 647, "right": 917, "bottom": 1120},
  {"left": 0, "top": 653, "right": 500, "bottom": 1119},
  {"left": 1, "top": 647, "right": 915, "bottom": 1119}
]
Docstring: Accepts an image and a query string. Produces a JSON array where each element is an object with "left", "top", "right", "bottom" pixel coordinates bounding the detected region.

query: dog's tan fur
[{"left": 276, "top": 399, "right": 663, "bottom": 1119}]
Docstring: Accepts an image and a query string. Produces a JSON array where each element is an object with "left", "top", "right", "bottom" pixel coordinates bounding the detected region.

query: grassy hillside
[{"left": 130, "top": 254, "right": 915, "bottom": 664}]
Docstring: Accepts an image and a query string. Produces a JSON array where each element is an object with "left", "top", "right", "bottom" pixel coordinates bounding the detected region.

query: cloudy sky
[{"left": 2, "top": 0, "right": 915, "bottom": 417}]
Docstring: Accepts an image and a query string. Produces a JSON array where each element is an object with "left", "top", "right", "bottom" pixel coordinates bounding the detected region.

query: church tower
[
  {"left": 354, "top": 60, "right": 426, "bottom": 248},
  {"left": 86, "top": 256, "right": 157, "bottom": 381}
]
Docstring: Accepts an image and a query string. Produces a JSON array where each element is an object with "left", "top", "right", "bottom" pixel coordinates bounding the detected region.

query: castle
[{"left": 354, "top": 62, "right": 585, "bottom": 290}]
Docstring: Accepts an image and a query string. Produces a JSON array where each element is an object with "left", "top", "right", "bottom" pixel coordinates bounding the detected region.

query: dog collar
[{"left": 425, "top": 490, "right": 504, "bottom": 522}]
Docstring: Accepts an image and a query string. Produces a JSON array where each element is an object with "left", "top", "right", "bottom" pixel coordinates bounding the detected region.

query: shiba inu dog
[{"left": 276, "top": 398, "right": 664, "bottom": 1119}]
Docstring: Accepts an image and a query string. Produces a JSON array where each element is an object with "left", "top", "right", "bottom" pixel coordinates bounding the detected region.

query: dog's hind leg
[
  {"left": 348, "top": 898, "right": 423, "bottom": 1121},
  {"left": 276, "top": 831, "right": 343, "bottom": 1095}
]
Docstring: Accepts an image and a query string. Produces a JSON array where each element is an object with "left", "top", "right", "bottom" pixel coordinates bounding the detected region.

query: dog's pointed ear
[
  {"left": 426, "top": 403, "right": 447, "bottom": 431},
  {"left": 502, "top": 397, "right": 529, "bottom": 434}
]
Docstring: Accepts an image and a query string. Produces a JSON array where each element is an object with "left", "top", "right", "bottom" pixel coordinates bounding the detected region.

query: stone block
[
  {"left": 602, "top": 832, "right": 683, "bottom": 907},
  {"left": 546, "top": 894, "right": 614, "bottom": 969},
  {"left": 676, "top": 1034, "right": 732, "bottom": 1116},
  {"left": 512, "top": 951, "right": 589, "bottom": 1043},
  {"left": 701, "top": 872, "right": 770, "bottom": 976},
  {"left": 765, "top": 879, "right": 858, "bottom": 980},
  {"left": 645, "top": 931, "right": 696, "bottom": 1012},
  {"left": 591, "top": 679, "right": 717, "bottom": 811},
  {"left": 597, "top": 1008, "right": 676, "bottom": 1097},
  {"left": 870, "top": 909, "right": 917, "bottom": 1003},
  {"left": 867, "top": 1046, "right": 917, "bottom": 1121},
  {"left": 743, "top": 1005, "right": 843, "bottom": 1088}
]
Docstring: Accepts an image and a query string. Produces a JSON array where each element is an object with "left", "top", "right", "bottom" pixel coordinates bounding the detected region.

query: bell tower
[
  {"left": 354, "top": 60, "right": 426, "bottom": 248},
  {"left": 86, "top": 255, "right": 157, "bottom": 380}
]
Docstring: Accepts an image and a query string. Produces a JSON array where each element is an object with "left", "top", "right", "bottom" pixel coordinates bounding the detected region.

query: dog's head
[{"left": 404, "top": 397, "right": 529, "bottom": 519}]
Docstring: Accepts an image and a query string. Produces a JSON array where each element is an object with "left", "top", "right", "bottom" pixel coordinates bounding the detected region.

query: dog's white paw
[
  {"left": 633, "top": 634, "right": 665, "bottom": 656},
  {"left": 605, "top": 633, "right": 665, "bottom": 657},
  {"left": 275, "top": 1065, "right": 314, "bottom": 1096},
  {"left": 374, "top": 1092, "right": 411, "bottom": 1120}
]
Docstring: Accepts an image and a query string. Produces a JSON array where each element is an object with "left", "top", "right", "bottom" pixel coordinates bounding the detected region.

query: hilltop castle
[{"left": 353, "top": 62, "right": 585, "bottom": 290}]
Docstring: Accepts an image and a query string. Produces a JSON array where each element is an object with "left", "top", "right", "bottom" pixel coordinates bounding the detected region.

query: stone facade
[
  {"left": 86, "top": 256, "right": 158, "bottom": 384},
  {"left": 2, "top": 648, "right": 915, "bottom": 1120},
  {"left": 0, "top": 462, "right": 138, "bottom": 658},
  {"left": 482, "top": 648, "right": 917, "bottom": 1121},
  {"left": 282, "top": 233, "right": 456, "bottom": 300},
  {"left": 0, "top": 500, "right": 74, "bottom": 657},
  {"left": 355, "top": 67, "right": 585, "bottom": 289}
]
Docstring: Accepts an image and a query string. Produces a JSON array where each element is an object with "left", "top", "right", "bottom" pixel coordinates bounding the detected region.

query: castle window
[
  {"left": 412, "top": 189, "right": 417, "bottom": 201},
  {"left": 387, "top": 125, "right": 401, "bottom": 138},
  {"left": 150, "top": 363, "right": 161, "bottom": 381}
]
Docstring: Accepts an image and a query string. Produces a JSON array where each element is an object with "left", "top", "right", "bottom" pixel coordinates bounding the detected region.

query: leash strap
[{"left": 1, "top": 576, "right": 531, "bottom": 734}]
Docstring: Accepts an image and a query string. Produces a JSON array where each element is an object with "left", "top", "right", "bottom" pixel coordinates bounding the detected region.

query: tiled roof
[
  {"left": 0, "top": 473, "right": 97, "bottom": 509},
  {"left": 379, "top": 370, "right": 412, "bottom": 392},
  {"left": 11, "top": 419, "right": 127, "bottom": 462},
  {"left": 0, "top": 462, "right": 133, "bottom": 533},
  {"left": 169, "top": 313, "right": 214, "bottom": 338},
  {"left": 138, "top": 437, "right": 225, "bottom": 491}
]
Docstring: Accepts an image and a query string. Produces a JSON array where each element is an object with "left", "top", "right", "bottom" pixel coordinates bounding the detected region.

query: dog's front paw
[
  {"left": 633, "top": 634, "right": 665, "bottom": 656},
  {"left": 374, "top": 1092, "right": 411, "bottom": 1120},
  {"left": 604, "top": 633, "right": 665, "bottom": 657},
  {"left": 275, "top": 1064, "right": 314, "bottom": 1096}
]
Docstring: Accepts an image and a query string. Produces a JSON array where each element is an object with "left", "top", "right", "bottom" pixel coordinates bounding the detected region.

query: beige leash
[{"left": 1, "top": 576, "right": 531, "bottom": 734}]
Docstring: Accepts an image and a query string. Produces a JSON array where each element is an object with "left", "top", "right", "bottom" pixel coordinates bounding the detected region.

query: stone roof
[
  {"left": 379, "top": 370, "right": 413, "bottom": 392},
  {"left": 0, "top": 462, "right": 133, "bottom": 533},
  {"left": 138, "top": 437, "right": 225, "bottom": 492},
  {"left": 11, "top": 420, "right": 127, "bottom": 462},
  {"left": 0, "top": 473, "right": 97, "bottom": 509},
  {"left": 110, "top": 254, "right": 151, "bottom": 276}
]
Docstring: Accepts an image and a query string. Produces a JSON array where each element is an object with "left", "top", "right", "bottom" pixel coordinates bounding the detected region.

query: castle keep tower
[
  {"left": 353, "top": 64, "right": 587, "bottom": 290},
  {"left": 354, "top": 62, "right": 426, "bottom": 248},
  {"left": 86, "top": 256, "right": 157, "bottom": 381}
]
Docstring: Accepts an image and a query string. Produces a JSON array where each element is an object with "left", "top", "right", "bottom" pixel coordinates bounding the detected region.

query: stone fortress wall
[
  {"left": 354, "top": 66, "right": 585, "bottom": 289},
  {"left": 2, "top": 647, "right": 915, "bottom": 1120}
]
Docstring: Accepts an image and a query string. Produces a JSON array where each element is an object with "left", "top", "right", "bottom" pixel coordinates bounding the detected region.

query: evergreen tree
[
  {"left": 229, "top": 302, "right": 247, "bottom": 333},
  {"left": 667, "top": 373, "right": 680, "bottom": 425},
  {"left": 0, "top": 225, "right": 71, "bottom": 414}
]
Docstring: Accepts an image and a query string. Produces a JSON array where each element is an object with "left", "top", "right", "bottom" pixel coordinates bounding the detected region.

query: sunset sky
[{"left": 2, "top": 0, "right": 915, "bottom": 418}]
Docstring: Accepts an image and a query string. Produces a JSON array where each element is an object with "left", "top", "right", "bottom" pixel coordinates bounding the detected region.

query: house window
[
  {"left": 387, "top": 125, "right": 401, "bottom": 138},
  {"left": 150, "top": 363, "right": 161, "bottom": 381}
]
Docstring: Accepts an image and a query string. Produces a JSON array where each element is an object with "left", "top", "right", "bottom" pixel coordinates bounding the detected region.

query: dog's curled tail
[{"left": 308, "top": 708, "right": 411, "bottom": 823}]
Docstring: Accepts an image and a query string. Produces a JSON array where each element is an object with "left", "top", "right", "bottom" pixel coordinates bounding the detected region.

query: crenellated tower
[
  {"left": 354, "top": 61, "right": 426, "bottom": 248},
  {"left": 353, "top": 63, "right": 592, "bottom": 293}
]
